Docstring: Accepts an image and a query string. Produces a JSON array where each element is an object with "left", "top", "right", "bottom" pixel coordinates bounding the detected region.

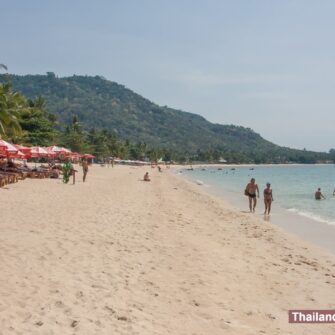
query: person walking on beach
[
  {"left": 70, "top": 165, "right": 77, "bottom": 185},
  {"left": 62, "top": 159, "right": 76, "bottom": 184},
  {"left": 82, "top": 159, "right": 89, "bottom": 182},
  {"left": 245, "top": 178, "right": 259, "bottom": 212},
  {"left": 315, "top": 188, "right": 325, "bottom": 200},
  {"left": 263, "top": 182, "right": 274, "bottom": 215}
]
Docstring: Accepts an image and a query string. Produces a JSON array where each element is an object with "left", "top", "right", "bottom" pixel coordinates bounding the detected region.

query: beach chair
[{"left": 0, "top": 174, "right": 8, "bottom": 187}]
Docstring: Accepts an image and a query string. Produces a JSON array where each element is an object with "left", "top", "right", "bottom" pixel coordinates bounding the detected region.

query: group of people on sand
[
  {"left": 245, "top": 178, "right": 334, "bottom": 214},
  {"left": 244, "top": 178, "right": 274, "bottom": 215},
  {"left": 62, "top": 158, "right": 89, "bottom": 184},
  {"left": 143, "top": 165, "right": 165, "bottom": 181}
]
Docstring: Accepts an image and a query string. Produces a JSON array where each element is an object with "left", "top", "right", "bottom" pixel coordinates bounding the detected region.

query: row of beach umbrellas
[{"left": 0, "top": 140, "right": 95, "bottom": 160}]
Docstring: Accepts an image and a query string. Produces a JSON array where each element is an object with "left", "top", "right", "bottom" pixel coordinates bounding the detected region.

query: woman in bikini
[
  {"left": 82, "top": 159, "right": 89, "bottom": 182},
  {"left": 263, "top": 182, "right": 274, "bottom": 215}
]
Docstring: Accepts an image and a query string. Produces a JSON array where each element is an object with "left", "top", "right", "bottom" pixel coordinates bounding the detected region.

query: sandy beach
[{"left": 0, "top": 165, "right": 334, "bottom": 335}]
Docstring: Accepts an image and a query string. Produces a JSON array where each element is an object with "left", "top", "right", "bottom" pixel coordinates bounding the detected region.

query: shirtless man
[
  {"left": 263, "top": 182, "right": 274, "bottom": 215},
  {"left": 315, "top": 188, "right": 325, "bottom": 200},
  {"left": 245, "top": 178, "right": 259, "bottom": 212}
]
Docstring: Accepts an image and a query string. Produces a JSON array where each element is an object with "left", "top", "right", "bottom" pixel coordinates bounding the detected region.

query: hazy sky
[{"left": 2, "top": 0, "right": 335, "bottom": 151}]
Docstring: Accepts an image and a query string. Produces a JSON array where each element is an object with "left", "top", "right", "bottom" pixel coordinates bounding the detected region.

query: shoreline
[
  {"left": 173, "top": 163, "right": 335, "bottom": 168},
  {"left": 174, "top": 166, "right": 335, "bottom": 255},
  {"left": 1, "top": 165, "right": 334, "bottom": 334}
]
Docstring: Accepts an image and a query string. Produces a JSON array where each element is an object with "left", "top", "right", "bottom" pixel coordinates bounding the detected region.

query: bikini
[{"left": 264, "top": 189, "right": 272, "bottom": 201}]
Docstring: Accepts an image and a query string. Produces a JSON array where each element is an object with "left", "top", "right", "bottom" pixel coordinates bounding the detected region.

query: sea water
[{"left": 179, "top": 165, "right": 335, "bottom": 226}]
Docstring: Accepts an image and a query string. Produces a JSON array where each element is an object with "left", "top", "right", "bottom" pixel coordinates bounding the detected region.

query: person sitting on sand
[
  {"left": 143, "top": 172, "right": 150, "bottom": 182},
  {"left": 245, "top": 178, "right": 259, "bottom": 212},
  {"left": 263, "top": 182, "right": 274, "bottom": 215},
  {"left": 315, "top": 188, "right": 325, "bottom": 200}
]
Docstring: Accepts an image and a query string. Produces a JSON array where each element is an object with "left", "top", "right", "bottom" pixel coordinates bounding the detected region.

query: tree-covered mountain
[{"left": 0, "top": 73, "right": 330, "bottom": 163}]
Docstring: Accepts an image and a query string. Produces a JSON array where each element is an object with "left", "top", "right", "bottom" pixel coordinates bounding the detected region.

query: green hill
[{"left": 0, "top": 73, "right": 329, "bottom": 163}]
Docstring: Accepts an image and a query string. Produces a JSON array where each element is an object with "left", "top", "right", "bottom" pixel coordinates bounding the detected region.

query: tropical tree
[
  {"left": 0, "top": 83, "right": 25, "bottom": 139},
  {"left": 17, "top": 97, "right": 58, "bottom": 145},
  {"left": 86, "top": 128, "right": 110, "bottom": 159},
  {"left": 61, "top": 116, "right": 89, "bottom": 152}
]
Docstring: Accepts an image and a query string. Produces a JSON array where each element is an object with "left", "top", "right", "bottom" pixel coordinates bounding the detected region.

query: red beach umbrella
[
  {"left": 61, "top": 147, "right": 72, "bottom": 156},
  {"left": 0, "top": 140, "right": 18, "bottom": 154},
  {"left": 13, "top": 144, "right": 29, "bottom": 150},
  {"left": 46, "top": 145, "right": 64, "bottom": 154},
  {"left": 30, "top": 146, "right": 49, "bottom": 158},
  {"left": 43, "top": 147, "right": 57, "bottom": 157},
  {"left": 71, "top": 152, "right": 82, "bottom": 158},
  {"left": 14, "top": 144, "right": 32, "bottom": 155},
  {"left": 83, "top": 153, "right": 95, "bottom": 159},
  {"left": 46, "top": 146, "right": 72, "bottom": 156},
  {"left": 7, "top": 150, "right": 26, "bottom": 159}
]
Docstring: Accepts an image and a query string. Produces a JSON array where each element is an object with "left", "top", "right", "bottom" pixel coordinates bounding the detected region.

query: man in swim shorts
[{"left": 245, "top": 178, "right": 259, "bottom": 212}]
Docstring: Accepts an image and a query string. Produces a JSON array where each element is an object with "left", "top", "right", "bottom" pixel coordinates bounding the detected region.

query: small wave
[
  {"left": 287, "top": 208, "right": 299, "bottom": 213},
  {"left": 192, "top": 180, "right": 211, "bottom": 187},
  {"left": 287, "top": 208, "right": 335, "bottom": 226}
]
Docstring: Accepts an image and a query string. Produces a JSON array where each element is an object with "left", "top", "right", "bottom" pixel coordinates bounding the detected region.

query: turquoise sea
[{"left": 179, "top": 165, "right": 335, "bottom": 226}]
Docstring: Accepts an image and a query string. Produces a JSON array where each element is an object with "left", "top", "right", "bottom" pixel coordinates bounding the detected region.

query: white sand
[{"left": 0, "top": 165, "right": 334, "bottom": 334}]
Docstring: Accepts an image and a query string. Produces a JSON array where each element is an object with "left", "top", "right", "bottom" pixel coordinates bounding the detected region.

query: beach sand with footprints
[{"left": 0, "top": 165, "right": 334, "bottom": 334}]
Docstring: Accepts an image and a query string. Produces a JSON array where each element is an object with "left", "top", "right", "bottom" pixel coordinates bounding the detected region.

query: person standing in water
[
  {"left": 245, "top": 178, "right": 259, "bottom": 212},
  {"left": 263, "top": 182, "right": 274, "bottom": 215},
  {"left": 315, "top": 188, "right": 325, "bottom": 200}
]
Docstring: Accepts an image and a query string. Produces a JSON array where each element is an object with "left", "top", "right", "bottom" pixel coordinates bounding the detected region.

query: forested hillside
[{"left": 0, "top": 73, "right": 330, "bottom": 163}]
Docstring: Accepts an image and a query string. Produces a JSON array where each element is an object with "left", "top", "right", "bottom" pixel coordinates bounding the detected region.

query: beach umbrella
[
  {"left": 30, "top": 146, "right": 49, "bottom": 158},
  {"left": 71, "top": 152, "right": 82, "bottom": 158},
  {"left": 43, "top": 147, "right": 57, "bottom": 157},
  {"left": 61, "top": 147, "right": 72, "bottom": 156},
  {"left": 14, "top": 144, "right": 32, "bottom": 155},
  {"left": 46, "top": 145, "right": 65, "bottom": 154},
  {"left": 46, "top": 145, "right": 61, "bottom": 151},
  {"left": 13, "top": 144, "right": 29, "bottom": 150},
  {"left": 46, "top": 146, "right": 72, "bottom": 156},
  {"left": 7, "top": 150, "right": 26, "bottom": 159},
  {"left": 83, "top": 153, "right": 95, "bottom": 159},
  {"left": 0, "top": 140, "right": 18, "bottom": 154}
]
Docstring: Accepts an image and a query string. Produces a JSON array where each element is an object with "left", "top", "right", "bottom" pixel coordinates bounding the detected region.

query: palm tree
[{"left": 0, "top": 83, "right": 25, "bottom": 138}]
